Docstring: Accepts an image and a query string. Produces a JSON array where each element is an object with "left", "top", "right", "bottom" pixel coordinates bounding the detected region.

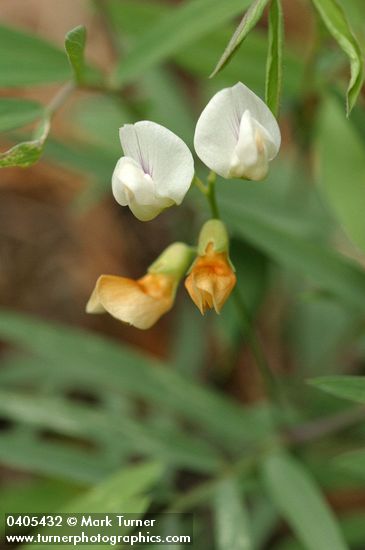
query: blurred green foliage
[{"left": 1, "top": 0, "right": 365, "bottom": 548}]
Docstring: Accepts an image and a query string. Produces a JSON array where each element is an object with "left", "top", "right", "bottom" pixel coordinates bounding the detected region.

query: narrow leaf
[
  {"left": 262, "top": 453, "right": 348, "bottom": 550},
  {"left": 0, "top": 24, "right": 70, "bottom": 87},
  {"left": 0, "top": 118, "right": 50, "bottom": 168},
  {"left": 0, "top": 433, "right": 113, "bottom": 483},
  {"left": 334, "top": 449, "right": 365, "bottom": 480},
  {"left": 311, "top": 0, "right": 364, "bottom": 114},
  {"left": 65, "top": 25, "right": 87, "bottom": 83},
  {"left": 0, "top": 310, "right": 275, "bottom": 450},
  {"left": 19, "top": 462, "right": 161, "bottom": 550},
  {"left": 0, "top": 480, "right": 78, "bottom": 536},
  {"left": 66, "top": 461, "right": 162, "bottom": 510},
  {"left": 114, "top": 0, "right": 253, "bottom": 85},
  {"left": 317, "top": 97, "right": 365, "bottom": 252},
  {"left": 0, "top": 99, "right": 44, "bottom": 132},
  {"left": 0, "top": 389, "right": 223, "bottom": 473},
  {"left": 265, "top": 0, "right": 283, "bottom": 115},
  {"left": 309, "top": 375, "right": 365, "bottom": 403},
  {"left": 210, "top": 0, "right": 270, "bottom": 78},
  {"left": 214, "top": 479, "right": 253, "bottom": 550},
  {"left": 220, "top": 182, "right": 365, "bottom": 312}
]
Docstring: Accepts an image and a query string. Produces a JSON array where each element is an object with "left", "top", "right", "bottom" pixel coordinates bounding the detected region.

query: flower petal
[
  {"left": 127, "top": 200, "right": 165, "bottom": 222},
  {"left": 229, "top": 110, "right": 277, "bottom": 180},
  {"left": 86, "top": 274, "right": 175, "bottom": 330},
  {"left": 112, "top": 156, "right": 173, "bottom": 221},
  {"left": 120, "top": 121, "right": 194, "bottom": 204},
  {"left": 194, "top": 82, "right": 281, "bottom": 178},
  {"left": 185, "top": 250, "right": 236, "bottom": 315}
]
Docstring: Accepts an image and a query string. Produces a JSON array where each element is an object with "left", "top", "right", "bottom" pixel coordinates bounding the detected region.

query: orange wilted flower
[
  {"left": 185, "top": 220, "right": 236, "bottom": 314},
  {"left": 86, "top": 243, "right": 194, "bottom": 330}
]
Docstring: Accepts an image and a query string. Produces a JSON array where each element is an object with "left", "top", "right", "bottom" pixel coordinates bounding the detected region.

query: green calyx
[
  {"left": 197, "top": 219, "right": 230, "bottom": 255},
  {"left": 148, "top": 242, "right": 195, "bottom": 279}
]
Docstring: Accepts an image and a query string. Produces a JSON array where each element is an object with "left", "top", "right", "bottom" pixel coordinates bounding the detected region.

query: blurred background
[{"left": 1, "top": 0, "right": 365, "bottom": 548}]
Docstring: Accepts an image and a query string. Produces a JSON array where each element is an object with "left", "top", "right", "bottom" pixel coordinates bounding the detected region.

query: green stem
[
  {"left": 45, "top": 81, "right": 75, "bottom": 117},
  {"left": 194, "top": 171, "right": 289, "bottom": 421},
  {"left": 193, "top": 175, "right": 208, "bottom": 195},
  {"left": 233, "top": 289, "right": 288, "bottom": 418},
  {"left": 206, "top": 171, "right": 220, "bottom": 219}
]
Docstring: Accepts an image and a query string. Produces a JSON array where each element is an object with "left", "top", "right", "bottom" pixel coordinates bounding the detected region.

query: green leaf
[
  {"left": 262, "top": 452, "right": 348, "bottom": 550},
  {"left": 21, "top": 462, "right": 161, "bottom": 550},
  {"left": 140, "top": 68, "right": 195, "bottom": 147},
  {"left": 0, "top": 389, "right": 224, "bottom": 473},
  {"left": 219, "top": 181, "right": 365, "bottom": 312},
  {"left": 0, "top": 99, "right": 44, "bottom": 132},
  {"left": 214, "top": 479, "right": 253, "bottom": 550},
  {"left": 0, "top": 433, "right": 113, "bottom": 483},
  {"left": 0, "top": 24, "right": 70, "bottom": 87},
  {"left": 66, "top": 461, "right": 162, "bottom": 511},
  {"left": 0, "top": 118, "right": 50, "bottom": 168},
  {"left": 210, "top": 0, "right": 270, "bottom": 78},
  {"left": 0, "top": 310, "right": 274, "bottom": 450},
  {"left": 311, "top": 0, "right": 364, "bottom": 114},
  {"left": 0, "top": 480, "right": 79, "bottom": 535},
  {"left": 317, "top": 97, "right": 365, "bottom": 252},
  {"left": 265, "top": 0, "right": 283, "bottom": 115},
  {"left": 108, "top": 0, "right": 302, "bottom": 100},
  {"left": 309, "top": 375, "right": 365, "bottom": 403},
  {"left": 114, "top": 0, "right": 253, "bottom": 85},
  {"left": 334, "top": 449, "right": 365, "bottom": 480},
  {"left": 170, "top": 303, "right": 206, "bottom": 378},
  {"left": 287, "top": 299, "right": 355, "bottom": 375},
  {"left": 250, "top": 496, "right": 278, "bottom": 549},
  {"left": 65, "top": 25, "right": 87, "bottom": 83}
]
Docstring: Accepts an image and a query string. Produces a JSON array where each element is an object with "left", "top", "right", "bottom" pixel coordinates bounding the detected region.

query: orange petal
[
  {"left": 86, "top": 273, "right": 176, "bottom": 330},
  {"left": 185, "top": 251, "right": 236, "bottom": 315}
]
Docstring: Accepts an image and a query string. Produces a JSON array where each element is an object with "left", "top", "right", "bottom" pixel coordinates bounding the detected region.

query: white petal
[
  {"left": 112, "top": 156, "right": 173, "bottom": 221},
  {"left": 228, "top": 110, "right": 277, "bottom": 180},
  {"left": 194, "top": 82, "right": 281, "bottom": 179},
  {"left": 128, "top": 200, "right": 164, "bottom": 222},
  {"left": 119, "top": 121, "right": 194, "bottom": 204}
]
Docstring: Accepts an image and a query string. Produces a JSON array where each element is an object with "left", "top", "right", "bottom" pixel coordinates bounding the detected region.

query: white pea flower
[
  {"left": 194, "top": 82, "right": 281, "bottom": 181},
  {"left": 112, "top": 121, "right": 194, "bottom": 221}
]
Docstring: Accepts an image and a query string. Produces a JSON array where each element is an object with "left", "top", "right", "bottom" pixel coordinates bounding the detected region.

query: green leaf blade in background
[
  {"left": 0, "top": 480, "right": 79, "bottom": 537},
  {"left": 107, "top": 0, "right": 302, "bottom": 101},
  {"left": 220, "top": 181, "right": 365, "bottom": 312},
  {"left": 114, "top": 0, "right": 253, "bottom": 85},
  {"left": 210, "top": 0, "right": 270, "bottom": 78},
  {"left": 67, "top": 461, "right": 162, "bottom": 511},
  {"left": 0, "top": 310, "right": 275, "bottom": 450},
  {"left": 0, "top": 24, "right": 70, "bottom": 87},
  {"left": 65, "top": 25, "right": 87, "bottom": 84},
  {"left": 214, "top": 479, "right": 253, "bottom": 550},
  {"left": 311, "top": 0, "right": 364, "bottom": 114},
  {"left": 309, "top": 375, "right": 365, "bottom": 403},
  {"left": 334, "top": 449, "right": 365, "bottom": 481},
  {"left": 0, "top": 99, "right": 44, "bottom": 133},
  {"left": 0, "top": 388, "right": 224, "bottom": 474},
  {"left": 317, "top": 97, "right": 365, "bottom": 252},
  {"left": 20, "top": 462, "right": 161, "bottom": 550},
  {"left": 265, "top": 0, "right": 283, "bottom": 116},
  {"left": 262, "top": 452, "right": 348, "bottom": 550},
  {"left": 0, "top": 433, "right": 113, "bottom": 484},
  {"left": 0, "top": 118, "right": 50, "bottom": 168}
]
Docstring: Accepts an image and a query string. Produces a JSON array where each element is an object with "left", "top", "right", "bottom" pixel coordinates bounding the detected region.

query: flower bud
[
  {"left": 86, "top": 242, "right": 194, "bottom": 330},
  {"left": 185, "top": 220, "right": 236, "bottom": 315}
]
